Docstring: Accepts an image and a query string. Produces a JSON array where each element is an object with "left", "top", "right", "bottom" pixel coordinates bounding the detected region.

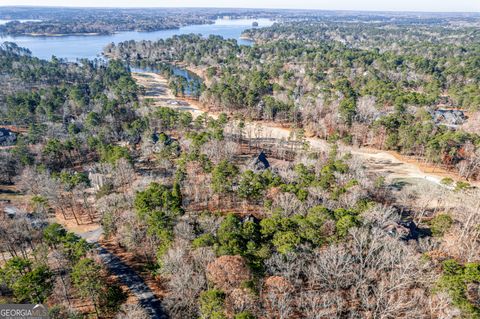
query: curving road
[
  {"left": 97, "top": 246, "right": 168, "bottom": 319},
  {"left": 78, "top": 227, "right": 168, "bottom": 319},
  {"left": 133, "top": 71, "right": 476, "bottom": 189}
]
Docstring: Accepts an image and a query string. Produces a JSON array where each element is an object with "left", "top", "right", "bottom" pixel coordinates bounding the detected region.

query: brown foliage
[
  {"left": 263, "top": 276, "right": 294, "bottom": 295},
  {"left": 225, "top": 288, "right": 258, "bottom": 316},
  {"left": 206, "top": 255, "right": 251, "bottom": 292}
]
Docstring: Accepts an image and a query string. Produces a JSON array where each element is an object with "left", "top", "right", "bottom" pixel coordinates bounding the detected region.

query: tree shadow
[{"left": 389, "top": 180, "right": 411, "bottom": 191}]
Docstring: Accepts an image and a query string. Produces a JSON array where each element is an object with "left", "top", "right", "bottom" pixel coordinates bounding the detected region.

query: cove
[{"left": 0, "top": 18, "right": 274, "bottom": 61}]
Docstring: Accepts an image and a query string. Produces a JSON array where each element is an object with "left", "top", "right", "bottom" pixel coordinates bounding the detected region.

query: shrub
[
  {"left": 99, "top": 284, "right": 127, "bottom": 315},
  {"left": 199, "top": 289, "right": 227, "bottom": 319},
  {"left": 192, "top": 233, "right": 216, "bottom": 249},
  {"left": 98, "top": 144, "right": 131, "bottom": 164},
  {"left": 438, "top": 259, "right": 480, "bottom": 317},
  {"left": 429, "top": 214, "right": 453, "bottom": 237},
  {"left": 234, "top": 312, "right": 256, "bottom": 319}
]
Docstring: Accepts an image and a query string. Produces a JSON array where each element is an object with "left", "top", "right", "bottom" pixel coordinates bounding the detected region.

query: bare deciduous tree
[{"left": 116, "top": 303, "right": 149, "bottom": 319}]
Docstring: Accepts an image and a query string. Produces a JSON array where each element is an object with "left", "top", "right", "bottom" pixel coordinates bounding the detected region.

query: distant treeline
[
  {"left": 106, "top": 15, "right": 480, "bottom": 180},
  {"left": 0, "top": 12, "right": 213, "bottom": 36}
]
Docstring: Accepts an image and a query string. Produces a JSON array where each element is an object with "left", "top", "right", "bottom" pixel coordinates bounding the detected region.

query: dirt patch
[
  {"left": 55, "top": 211, "right": 101, "bottom": 234},
  {"left": 133, "top": 72, "right": 174, "bottom": 103},
  {"left": 132, "top": 70, "right": 477, "bottom": 188}
]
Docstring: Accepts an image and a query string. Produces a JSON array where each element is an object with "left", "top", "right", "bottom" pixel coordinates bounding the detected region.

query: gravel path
[{"left": 134, "top": 71, "right": 456, "bottom": 187}]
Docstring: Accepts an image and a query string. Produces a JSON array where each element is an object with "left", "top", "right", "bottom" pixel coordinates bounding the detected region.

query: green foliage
[
  {"left": 438, "top": 260, "right": 480, "bottom": 317},
  {"left": 441, "top": 178, "right": 454, "bottom": 186},
  {"left": 43, "top": 223, "right": 91, "bottom": 263},
  {"left": 0, "top": 257, "right": 53, "bottom": 304},
  {"left": 27, "top": 123, "right": 47, "bottom": 144},
  {"left": 43, "top": 223, "right": 67, "bottom": 247},
  {"left": 12, "top": 137, "right": 34, "bottom": 166},
  {"left": 1, "top": 46, "right": 139, "bottom": 149},
  {"left": 378, "top": 111, "right": 479, "bottom": 167},
  {"left": 99, "top": 285, "right": 127, "bottom": 315},
  {"left": 98, "top": 144, "right": 131, "bottom": 164},
  {"left": 277, "top": 153, "right": 351, "bottom": 201},
  {"left": 11, "top": 265, "right": 53, "bottom": 304},
  {"left": 134, "top": 182, "right": 183, "bottom": 217},
  {"left": 48, "top": 305, "right": 83, "bottom": 319},
  {"left": 260, "top": 214, "right": 299, "bottom": 253},
  {"left": 71, "top": 258, "right": 103, "bottom": 304},
  {"left": 61, "top": 234, "right": 91, "bottom": 264},
  {"left": 31, "top": 194, "right": 48, "bottom": 213},
  {"left": 71, "top": 256, "right": 125, "bottom": 315},
  {"left": 211, "top": 160, "right": 239, "bottom": 194},
  {"left": 277, "top": 184, "right": 303, "bottom": 201},
  {"left": 295, "top": 206, "right": 331, "bottom": 245},
  {"left": 6, "top": 91, "right": 40, "bottom": 125},
  {"left": 455, "top": 181, "right": 471, "bottom": 192},
  {"left": 294, "top": 163, "right": 316, "bottom": 187},
  {"left": 134, "top": 182, "right": 183, "bottom": 258},
  {"left": 41, "top": 137, "right": 83, "bottom": 170},
  {"left": 237, "top": 169, "right": 280, "bottom": 200},
  {"left": 101, "top": 210, "right": 116, "bottom": 238},
  {"left": 57, "top": 171, "right": 90, "bottom": 189},
  {"left": 271, "top": 230, "right": 301, "bottom": 254},
  {"left": 154, "top": 107, "right": 193, "bottom": 130},
  {"left": 234, "top": 312, "right": 256, "bottom": 319},
  {"left": 339, "top": 97, "right": 356, "bottom": 125},
  {"left": 85, "top": 111, "right": 101, "bottom": 128},
  {"left": 260, "top": 205, "right": 359, "bottom": 254},
  {"left": 217, "top": 214, "right": 255, "bottom": 255},
  {"left": 199, "top": 289, "right": 227, "bottom": 319},
  {"left": 428, "top": 214, "right": 453, "bottom": 237},
  {"left": 335, "top": 215, "right": 358, "bottom": 237},
  {"left": 204, "top": 214, "right": 267, "bottom": 271},
  {"left": 192, "top": 206, "right": 354, "bottom": 272},
  {"left": 0, "top": 257, "right": 31, "bottom": 287},
  {"left": 192, "top": 233, "right": 216, "bottom": 249}
]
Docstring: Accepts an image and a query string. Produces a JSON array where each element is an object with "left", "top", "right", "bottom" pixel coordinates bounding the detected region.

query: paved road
[
  {"left": 97, "top": 246, "right": 168, "bottom": 319},
  {"left": 78, "top": 227, "right": 168, "bottom": 319}
]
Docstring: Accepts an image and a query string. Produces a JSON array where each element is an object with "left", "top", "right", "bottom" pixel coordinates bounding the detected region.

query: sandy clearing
[{"left": 133, "top": 71, "right": 477, "bottom": 188}]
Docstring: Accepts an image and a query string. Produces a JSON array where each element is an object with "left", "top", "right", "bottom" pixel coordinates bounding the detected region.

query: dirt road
[{"left": 133, "top": 71, "right": 472, "bottom": 188}]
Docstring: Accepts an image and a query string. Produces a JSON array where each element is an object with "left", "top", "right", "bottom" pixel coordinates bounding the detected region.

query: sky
[{"left": 1, "top": 0, "right": 480, "bottom": 12}]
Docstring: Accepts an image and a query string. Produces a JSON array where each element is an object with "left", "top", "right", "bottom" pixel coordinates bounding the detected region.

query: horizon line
[{"left": 0, "top": 5, "right": 479, "bottom": 14}]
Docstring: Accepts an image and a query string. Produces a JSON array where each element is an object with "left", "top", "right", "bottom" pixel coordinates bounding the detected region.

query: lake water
[{"left": 0, "top": 18, "right": 274, "bottom": 61}]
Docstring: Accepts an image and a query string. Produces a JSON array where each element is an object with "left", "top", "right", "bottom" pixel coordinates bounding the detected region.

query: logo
[
  {"left": 31, "top": 305, "right": 48, "bottom": 317},
  {"left": 0, "top": 304, "right": 48, "bottom": 319}
]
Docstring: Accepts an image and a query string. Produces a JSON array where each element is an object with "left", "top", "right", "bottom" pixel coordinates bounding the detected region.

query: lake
[{"left": 0, "top": 18, "right": 274, "bottom": 61}]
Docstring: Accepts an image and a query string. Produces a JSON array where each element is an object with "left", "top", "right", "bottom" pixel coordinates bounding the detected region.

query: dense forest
[
  {"left": 0, "top": 6, "right": 311, "bottom": 36},
  {"left": 0, "top": 41, "right": 147, "bottom": 316},
  {"left": 0, "top": 7, "right": 217, "bottom": 35},
  {"left": 1, "top": 10, "right": 480, "bottom": 319},
  {"left": 106, "top": 15, "right": 480, "bottom": 181},
  {"left": 5, "top": 6, "right": 478, "bottom": 37}
]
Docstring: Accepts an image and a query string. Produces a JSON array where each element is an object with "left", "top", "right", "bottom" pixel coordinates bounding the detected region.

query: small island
[
  {"left": 252, "top": 21, "right": 259, "bottom": 27},
  {"left": 0, "top": 7, "right": 215, "bottom": 36}
]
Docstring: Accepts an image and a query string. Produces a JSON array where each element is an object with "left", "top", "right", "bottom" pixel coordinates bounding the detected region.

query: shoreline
[
  {"left": 4, "top": 32, "right": 105, "bottom": 37},
  {"left": 132, "top": 70, "right": 478, "bottom": 188}
]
